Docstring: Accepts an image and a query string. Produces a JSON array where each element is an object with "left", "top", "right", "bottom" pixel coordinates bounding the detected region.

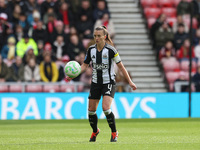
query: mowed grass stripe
[{"left": 0, "top": 118, "right": 200, "bottom": 150}]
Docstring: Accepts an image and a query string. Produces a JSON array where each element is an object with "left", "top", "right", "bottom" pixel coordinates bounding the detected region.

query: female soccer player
[{"left": 66, "top": 26, "right": 137, "bottom": 142}]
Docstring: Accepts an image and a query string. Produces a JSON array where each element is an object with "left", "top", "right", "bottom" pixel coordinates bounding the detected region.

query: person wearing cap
[
  {"left": 22, "top": 46, "right": 36, "bottom": 65},
  {"left": 1, "top": 36, "right": 16, "bottom": 60},
  {"left": 37, "top": 42, "right": 56, "bottom": 64},
  {"left": 16, "top": 33, "right": 38, "bottom": 57}
]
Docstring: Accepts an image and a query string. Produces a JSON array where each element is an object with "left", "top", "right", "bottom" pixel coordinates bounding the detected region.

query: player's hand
[
  {"left": 129, "top": 81, "right": 137, "bottom": 90},
  {"left": 65, "top": 76, "right": 73, "bottom": 81}
]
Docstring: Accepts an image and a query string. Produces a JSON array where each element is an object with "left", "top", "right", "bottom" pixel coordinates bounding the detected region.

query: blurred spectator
[
  {"left": 0, "top": 13, "right": 9, "bottom": 50},
  {"left": 155, "top": 22, "right": 174, "bottom": 52},
  {"left": 174, "top": 71, "right": 189, "bottom": 92},
  {"left": 39, "top": 52, "right": 59, "bottom": 82},
  {"left": 57, "top": 2, "right": 74, "bottom": 27},
  {"left": 194, "top": 40, "right": 200, "bottom": 62},
  {"left": 51, "top": 20, "right": 69, "bottom": 44},
  {"left": 193, "top": 29, "right": 200, "bottom": 46},
  {"left": 177, "top": 0, "right": 190, "bottom": 15},
  {"left": 192, "top": 65, "right": 200, "bottom": 92},
  {"left": 159, "top": 41, "right": 176, "bottom": 64},
  {"left": 37, "top": 42, "right": 56, "bottom": 64},
  {"left": 52, "top": 35, "right": 68, "bottom": 61},
  {"left": 177, "top": 39, "right": 195, "bottom": 60},
  {"left": 10, "top": 4, "right": 21, "bottom": 27},
  {"left": 1, "top": 36, "right": 16, "bottom": 60},
  {"left": 43, "top": 7, "right": 56, "bottom": 24},
  {"left": 23, "top": 0, "right": 39, "bottom": 16},
  {"left": 14, "top": 24, "right": 23, "bottom": 42},
  {"left": 76, "top": 0, "right": 94, "bottom": 39},
  {"left": 69, "top": 0, "right": 81, "bottom": 14},
  {"left": 67, "top": 34, "right": 85, "bottom": 60},
  {"left": 18, "top": 12, "right": 30, "bottom": 33},
  {"left": 69, "top": 26, "right": 78, "bottom": 35},
  {"left": 174, "top": 23, "right": 189, "bottom": 50},
  {"left": 115, "top": 65, "right": 131, "bottom": 92},
  {"left": 80, "top": 66, "right": 92, "bottom": 92},
  {"left": 16, "top": 33, "right": 38, "bottom": 57},
  {"left": 9, "top": 56, "right": 24, "bottom": 82},
  {"left": 40, "top": 0, "right": 55, "bottom": 18},
  {"left": 0, "top": 0, "right": 10, "bottom": 19},
  {"left": 0, "top": 54, "right": 9, "bottom": 82},
  {"left": 76, "top": 10, "right": 93, "bottom": 39},
  {"left": 172, "top": 15, "right": 189, "bottom": 33},
  {"left": 24, "top": 58, "right": 40, "bottom": 82},
  {"left": 32, "top": 21, "right": 47, "bottom": 43},
  {"left": 28, "top": 10, "right": 41, "bottom": 31},
  {"left": 150, "top": 14, "right": 166, "bottom": 48},
  {"left": 22, "top": 46, "right": 36, "bottom": 65},
  {"left": 93, "top": 0, "right": 110, "bottom": 21},
  {"left": 46, "top": 12, "right": 57, "bottom": 41},
  {"left": 56, "top": 54, "right": 70, "bottom": 82},
  {"left": 77, "top": 0, "right": 93, "bottom": 22},
  {"left": 94, "top": 13, "right": 115, "bottom": 39}
]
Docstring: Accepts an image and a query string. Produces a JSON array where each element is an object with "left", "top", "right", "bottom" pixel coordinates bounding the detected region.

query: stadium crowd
[
  {"left": 142, "top": 0, "right": 200, "bottom": 92},
  {"left": 0, "top": 0, "right": 116, "bottom": 92}
]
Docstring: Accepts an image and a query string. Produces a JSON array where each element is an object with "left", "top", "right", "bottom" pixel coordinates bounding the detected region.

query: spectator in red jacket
[{"left": 177, "top": 39, "right": 195, "bottom": 60}]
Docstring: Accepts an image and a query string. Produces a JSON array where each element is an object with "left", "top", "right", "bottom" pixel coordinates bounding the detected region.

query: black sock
[
  {"left": 106, "top": 112, "right": 116, "bottom": 132},
  {"left": 89, "top": 114, "right": 98, "bottom": 133}
]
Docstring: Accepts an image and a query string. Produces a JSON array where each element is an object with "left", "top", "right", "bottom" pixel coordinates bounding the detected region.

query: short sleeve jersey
[{"left": 84, "top": 43, "right": 121, "bottom": 84}]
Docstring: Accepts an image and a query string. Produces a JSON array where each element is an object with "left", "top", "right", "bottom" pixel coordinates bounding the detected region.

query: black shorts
[{"left": 88, "top": 82, "right": 116, "bottom": 99}]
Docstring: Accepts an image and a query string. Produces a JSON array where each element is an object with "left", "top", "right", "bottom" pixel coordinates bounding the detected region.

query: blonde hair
[{"left": 94, "top": 26, "right": 114, "bottom": 46}]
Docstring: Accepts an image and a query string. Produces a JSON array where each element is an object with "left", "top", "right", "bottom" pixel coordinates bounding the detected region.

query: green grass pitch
[{"left": 0, "top": 118, "right": 200, "bottom": 150}]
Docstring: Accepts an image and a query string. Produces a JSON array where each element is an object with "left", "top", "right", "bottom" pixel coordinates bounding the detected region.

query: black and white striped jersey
[{"left": 84, "top": 43, "right": 121, "bottom": 84}]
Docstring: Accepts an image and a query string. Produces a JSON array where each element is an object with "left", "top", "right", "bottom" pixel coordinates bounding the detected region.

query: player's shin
[
  {"left": 104, "top": 109, "right": 116, "bottom": 132},
  {"left": 88, "top": 111, "right": 98, "bottom": 133}
]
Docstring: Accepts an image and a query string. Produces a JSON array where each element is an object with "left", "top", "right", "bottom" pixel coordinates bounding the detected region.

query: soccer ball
[{"left": 64, "top": 61, "right": 81, "bottom": 78}]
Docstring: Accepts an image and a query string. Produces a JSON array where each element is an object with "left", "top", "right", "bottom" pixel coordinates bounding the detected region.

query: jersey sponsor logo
[
  {"left": 103, "top": 54, "right": 108, "bottom": 59},
  {"left": 93, "top": 63, "right": 108, "bottom": 70}
]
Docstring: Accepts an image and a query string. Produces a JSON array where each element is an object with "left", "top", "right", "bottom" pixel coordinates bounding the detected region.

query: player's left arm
[
  {"left": 116, "top": 62, "right": 137, "bottom": 90},
  {"left": 112, "top": 51, "right": 137, "bottom": 91}
]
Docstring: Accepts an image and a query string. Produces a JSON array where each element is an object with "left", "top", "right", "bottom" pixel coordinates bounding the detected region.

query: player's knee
[
  {"left": 102, "top": 104, "right": 110, "bottom": 111},
  {"left": 103, "top": 109, "right": 112, "bottom": 115}
]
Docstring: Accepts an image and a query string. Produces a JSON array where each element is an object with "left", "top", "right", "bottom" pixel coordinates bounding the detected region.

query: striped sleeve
[
  {"left": 84, "top": 46, "right": 93, "bottom": 64},
  {"left": 107, "top": 45, "right": 121, "bottom": 64}
]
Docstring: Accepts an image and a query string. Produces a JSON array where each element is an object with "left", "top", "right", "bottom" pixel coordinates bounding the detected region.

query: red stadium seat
[
  {"left": 60, "top": 84, "right": 75, "bottom": 92},
  {"left": 180, "top": 60, "right": 197, "bottom": 72},
  {"left": 147, "top": 18, "right": 156, "bottom": 28},
  {"left": 163, "top": 60, "right": 180, "bottom": 72},
  {"left": 158, "top": 0, "right": 174, "bottom": 7},
  {"left": 167, "top": 17, "right": 177, "bottom": 27},
  {"left": 43, "top": 85, "right": 60, "bottom": 92},
  {"left": 0, "top": 85, "right": 9, "bottom": 93},
  {"left": 161, "top": 8, "right": 177, "bottom": 18},
  {"left": 144, "top": 8, "right": 161, "bottom": 19},
  {"left": 141, "top": 0, "right": 158, "bottom": 8},
  {"left": 166, "top": 72, "right": 180, "bottom": 83},
  {"left": 173, "top": 0, "right": 181, "bottom": 7},
  {"left": 25, "top": 85, "right": 43, "bottom": 92},
  {"left": 77, "top": 85, "right": 84, "bottom": 92},
  {"left": 184, "top": 17, "right": 198, "bottom": 29},
  {"left": 9, "top": 85, "right": 23, "bottom": 92}
]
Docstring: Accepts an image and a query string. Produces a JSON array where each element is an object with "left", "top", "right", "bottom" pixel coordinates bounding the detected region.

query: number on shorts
[{"left": 108, "top": 84, "right": 112, "bottom": 91}]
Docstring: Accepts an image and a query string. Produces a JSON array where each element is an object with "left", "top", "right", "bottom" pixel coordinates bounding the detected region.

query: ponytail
[{"left": 95, "top": 26, "right": 114, "bottom": 47}]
